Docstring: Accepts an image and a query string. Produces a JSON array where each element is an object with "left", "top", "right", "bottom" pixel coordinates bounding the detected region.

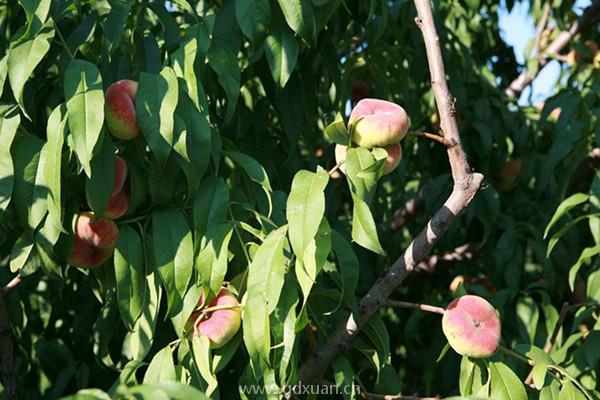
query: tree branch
[
  {"left": 534, "top": 2, "right": 552, "bottom": 62},
  {"left": 0, "top": 275, "right": 24, "bottom": 400},
  {"left": 505, "top": 0, "right": 600, "bottom": 99},
  {"left": 290, "top": 0, "right": 484, "bottom": 392}
]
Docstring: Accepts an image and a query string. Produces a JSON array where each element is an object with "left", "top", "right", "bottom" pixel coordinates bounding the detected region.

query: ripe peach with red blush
[
  {"left": 105, "top": 79, "right": 139, "bottom": 140},
  {"left": 349, "top": 99, "right": 410, "bottom": 148},
  {"left": 68, "top": 212, "right": 119, "bottom": 269},
  {"left": 442, "top": 295, "right": 501, "bottom": 358},
  {"left": 188, "top": 288, "right": 242, "bottom": 349}
]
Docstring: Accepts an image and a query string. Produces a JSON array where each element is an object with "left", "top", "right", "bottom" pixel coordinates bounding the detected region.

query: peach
[
  {"left": 68, "top": 212, "right": 119, "bottom": 268},
  {"left": 105, "top": 79, "right": 139, "bottom": 140},
  {"left": 104, "top": 156, "right": 130, "bottom": 219},
  {"left": 442, "top": 295, "right": 501, "bottom": 358},
  {"left": 334, "top": 143, "right": 402, "bottom": 176},
  {"left": 189, "top": 288, "right": 241, "bottom": 349},
  {"left": 497, "top": 158, "right": 523, "bottom": 192},
  {"left": 349, "top": 99, "right": 410, "bottom": 148}
]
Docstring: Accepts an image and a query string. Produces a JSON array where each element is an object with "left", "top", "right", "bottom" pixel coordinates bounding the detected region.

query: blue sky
[{"left": 498, "top": 0, "right": 592, "bottom": 104}]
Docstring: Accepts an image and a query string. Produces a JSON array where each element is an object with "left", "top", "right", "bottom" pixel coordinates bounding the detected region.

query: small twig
[
  {"left": 506, "top": 0, "right": 600, "bottom": 98},
  {"left": 524, "top": 301, "right": 600, "bottom": 384},
  {"left": 55, "top": 24, "right": 75, "bottom": 60},
  {"left": 499, "top": 345, "right": 535, "bottom": 366},
  {"left": 385, "top": 300, "right": 445, "bottom": 315},
  {"left": 329, "top": 160, "right": 345, "bottom": 176},
  {"left": 412, "top": 131, "right": 453, "bottom": 147},
  {"left": 2, "top": 276, "right": 23, "bottom": 297},
  {"left": 534, "top": 3, "right": 552, "bottom": 61}
]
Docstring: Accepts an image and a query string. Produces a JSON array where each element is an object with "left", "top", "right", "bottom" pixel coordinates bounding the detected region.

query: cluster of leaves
[{"left": 1, "top": 0, "right": 600, "bottom": 399}]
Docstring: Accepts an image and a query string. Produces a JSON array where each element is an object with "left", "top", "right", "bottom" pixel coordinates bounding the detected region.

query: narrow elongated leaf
[
  {"left": 114, "top": 226, "right": 147, "bottom": 330},
  {"left": 207, "top": 41, "right": 240, "bottom": 122},
  {"left": 569, "top": 244, "right": 600, "bottom": 290},
  {"left": 264, "top": 20, "right": 298, "bottom": 89},
  {"left": 190, "top": 336, "right": 218, "bottom": 396},
  {"left": 0, "top": 55, "right": 8, "bottom": 98},
  {"left": 18, "top": 0, "right": 51, "bottom": 33},
  {"left": 152, "top": 209, "right": 194, "bottom": 315},
  {"left": 544, "top": 193, "right": 589, "bottom": 239},
  {"left": 235, "top": 0, "right": 271, "bottom": 43},
  {"left": 459, "top": 357, "right": 487, "bottom": 396},
  {"left": 540, "top": 381, "right": 560, "bottom": 400},
  {"left": 143, "top": 346, "right": 177, "bottom": 384},
  {"left": 64, "top": 60, "right": 105, "bottom": 176},
  {"left": 44, "top": 104, "right": 67, "bottom": 228},
  {"left": 8, "top": 20, "right": 54, "bottom": 110},
  {"left": 351, "top": 194, "right": 385, "bottom": 255},
  {"left": 226, "top": 151, "right": 273, "bottom": 216},
  {"left": 331, "top": 231, "right": 359, "bottom": 309},
  {"left": 558, "top": 382, "right": 585, "bottom": 400},
  {"left": 196, "top": 222, "right": 234, "bottom": 296},
  {"left": 11, "top": 134, "right": 46, "bottom": 230},
  {"left": 172, "top": 25, "right": 208, "bottom": 111},
  {"left": 137, "top": 67, "right": 179, "bottom": 166},
  {"left": 243, "top": 226, "right": 288, "bottom": 376},
  {"left": 489, "top": 362, "right": 527, "bottom": 400},
  {"left": 286, "top": 169, "right": 329, "bottom": 261},
  {"left": 193, "top": 176, "right": 229, "bottom": 235},
  {"left": 102, "top": 0, "right": 132, "bottom": 53},
  {"left": 85, "top": 137, "right": 115, "bottom": 217},
  {"left": 277, "top": 0, "right": 315, "bottom": 39},
  {"left": 295, "top": 218, "right": 331, "bottom": 302},
  {"left": 0, "top": 105, "right": 20, "bottom": 212}
]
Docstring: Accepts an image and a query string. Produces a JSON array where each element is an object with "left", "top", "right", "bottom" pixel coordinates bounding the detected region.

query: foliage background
[{"left": 0, "top": 0, "right": 600, "bottom": 398}]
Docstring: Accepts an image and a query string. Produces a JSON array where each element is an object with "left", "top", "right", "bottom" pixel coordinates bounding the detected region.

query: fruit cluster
[{"left": 68, "top": 80, "right": 138, "bottom": 269}]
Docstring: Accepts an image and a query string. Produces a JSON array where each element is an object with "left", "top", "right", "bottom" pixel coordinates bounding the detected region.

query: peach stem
[
  {"left": 412, "top": 130, "right": 452, "bottom": 146},
  {"left": 329, "top": 160, "right": 345, "bottom": 176},
  {"left": 385, "top": 300, "right": 445, "bottom": 315}
]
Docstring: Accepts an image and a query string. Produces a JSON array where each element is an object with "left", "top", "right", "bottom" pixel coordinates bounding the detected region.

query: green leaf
[
  {"left": 18, "top": 0, "right": 51, "bottom": 34},
  {"left": 137, "top": 67, "right": 179, "bottom": 167},
  {"left": 193, "top": 176, "right": 230, "bottom": 235},
  {"left": 350, "top": 194, "right": 385, "bottom": 255},
  {"left": 10, "top": 233, "right": 39, "bottom": 275},
  {"left": 324, "top": 113, "right": 349, "bottom": 145},
  {"left": 44, "top": 104, "right": 67, "bottom": 230},
  {"left": 544, "top": 193, "right": 589, "bottom": 239},
  {"left": 190, "top": 336, "right": 218, "bottom": 396},
  {"left": 332, "top": 357, "right": 357, "bottom": 400},
  {"left": 196, "top": 222, "right": 234, "bottom": 296},
  {"left": 8, "top": 20, "right": 54, "bottom": 111},
  {"left": 264, "top": 20, "right": 298, "bottom": 88},
  {"left": 558, "top": 381, "right": 585, "bottom": 400},
  {"left": 243, "top": 226, "right": 288, "bottom": 376},
  {"left": 102, "top": 0, "right": 132, "bottom": 54},
  {"left": 85, "top": 137, "right": 115, "bottom": 218},
  {"left": 540, "top": 381, "right": 560, "bottom": 400},
  {"left": 295, "top": 218, "right": 331, "bottom": 302},
  {"left": 143, "top": 346, "right": 177, "bottom": 384},
  {"left": 0, "top": 55, "right": 8, "bottom": 101},
  {"left": 124, "top": 268, "right": 161, "bottom": 361},
  {"left": 277, "top": 0, "right": 315, "bottom": 39},
  {"left": 235, "top": 0, "right": 271, "bottom": 43},
  {"left": 152, "top": 209, "right": 194, "bottom": 315},
  {"left": 331, "top": 230, "right": 359, "bottom": 309},
  {"left": 459, "top": 357, "right": 487, "bottom": 396},
  {"left": 489, "top": 362, "right": 527, "bottom": 400},
  {"left": 0, "top": 105, "right": 20, "bottom": 213},
  {"left": 114, "top": 226, "right": 147, "bottom": 330},
  {"left": 568, "top": 245, "right": 600, "bottom": 290},
  {"left": 172, "top": 25, "right": 209, "bottom": 111},
  {"left": 207, "top": 41, "right": 240, "bottom": 122},
  {"left": 226, "top": 151, "right": 273, "bottom": 216},
  {"left": 532, "top": 363, "right": 549, "bottom": 390},
  {"left": 11, "top": 134, "right": 46, "bottom": 230},
  {"left": 64, "top": 60, "right": 105, "bottom": 176},
  {"left": 515, "top": 296, "right": 539, "bottom": 343},
  {"left": 286, "top": 169, "right": 329, "bottom": 261}
]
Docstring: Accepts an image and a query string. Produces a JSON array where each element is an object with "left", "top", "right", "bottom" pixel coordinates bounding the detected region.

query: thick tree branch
[
  {"left": 0, "top": 275, "right": 23, "bottom": 400},
  {"left": 506, "top": 0, "right": 600, "bottom": 98},
  {"left": 290, "top": 0, "right": 484, "bottom": 391}
]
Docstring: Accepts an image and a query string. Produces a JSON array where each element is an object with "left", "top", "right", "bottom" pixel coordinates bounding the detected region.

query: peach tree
[{"left": 1, "top": 0, "right": 600, "bottom": 399}]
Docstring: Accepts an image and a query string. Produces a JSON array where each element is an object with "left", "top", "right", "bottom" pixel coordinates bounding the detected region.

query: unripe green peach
[
  {"left": 349, "top": 99, "right": 409, "bottom": 148},
  {"left": 68, "top": 212, "right": 119, "bottom": 268},
  {"left": 335, "top": 142, "right": 402, "bottom": 176},
  {"left": 189, "top": 288, "right": 241, "bottom": 349},
  {"left": 442, "top": 295, "right": 501, "bottom": 358},
  {"left": 105, "top": 79, "right": 139, "bottom": 140}
]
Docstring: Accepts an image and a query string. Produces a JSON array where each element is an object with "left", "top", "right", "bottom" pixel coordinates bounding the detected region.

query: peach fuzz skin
[
  {"left": 68, "top": 212, "right": 119, "bottom": 269},
  {"left": 189, "top": 288, "right": 241, "bottom": 349},
  {"left": 103, "top": 156, "right": 130, "bottom": 219},
  {"left": 105, "top": 80, "right": 139, "bottom": 140},
  {"left": 349, "top": 98, "right": 409, "bottom": 148},
  {"left": 335, "top": 142, "right": 402, "bottom": 176},
  {"left": 442, "top": 295, "right": 501, "bottom": 358}
]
